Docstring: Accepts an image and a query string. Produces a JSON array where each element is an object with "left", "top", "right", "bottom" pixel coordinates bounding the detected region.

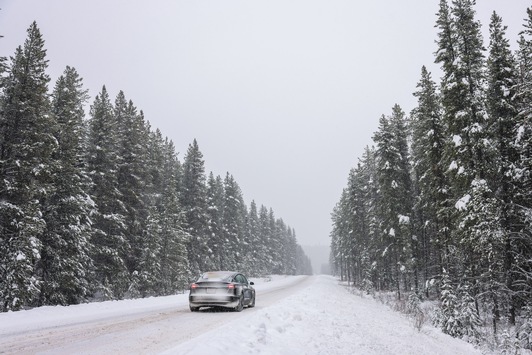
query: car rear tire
[
  {"left": 234, "top": 294, "right": 244, "bottom": 312},
  {"left": 190, "top": 306, "right": 199, "bottom": 312},
  {"left": 248, "top": 294, "right": 255, "bottom": 308}
]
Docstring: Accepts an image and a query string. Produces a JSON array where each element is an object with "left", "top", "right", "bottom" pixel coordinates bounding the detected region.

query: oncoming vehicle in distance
[{"left": 188, "top": 271, "right": 256, "bottom": 312}]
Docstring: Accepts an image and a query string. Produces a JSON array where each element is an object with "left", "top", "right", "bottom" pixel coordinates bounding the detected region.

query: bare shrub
[
  {"left": 413, "top": 310, "right": 426, "bottom": 332},
  {"left": 393, "top": 299, "right": 407, "bottom": 313}
]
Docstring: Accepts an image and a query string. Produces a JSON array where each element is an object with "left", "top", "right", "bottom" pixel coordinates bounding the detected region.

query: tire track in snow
[{"left": 0, "top": 276, "right": 314, "bottom": 354}]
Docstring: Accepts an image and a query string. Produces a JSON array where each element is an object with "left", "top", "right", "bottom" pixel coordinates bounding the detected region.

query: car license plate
[{"left": 206, "top": 288, "right": 216, "bottom": 294}]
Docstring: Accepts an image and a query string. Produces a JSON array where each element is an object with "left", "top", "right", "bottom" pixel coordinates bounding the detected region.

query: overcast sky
[{"left": 0, "top": 0, "right": 529, "bottom": 247}]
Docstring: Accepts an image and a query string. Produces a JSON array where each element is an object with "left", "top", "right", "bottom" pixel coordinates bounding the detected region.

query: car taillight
[
  {"left": 191, "top": 283, "right": 198, "bottom": 290},
  {"left": 228, "top": 283, "right": 235, "bottom": 290}
]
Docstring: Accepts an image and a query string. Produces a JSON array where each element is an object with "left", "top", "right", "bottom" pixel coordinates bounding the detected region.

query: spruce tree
[
  {"left": 411, "top": 66, "right": 449, "bottom": 293},
  {"left": 244, "top": 200, "right": 261, "bottom": 275},
  {"left": 344, "top": 166, "right": 366, "bottom": 285},
  {"left": 180, "top": 139, "right": 209, "bottom": 275},
  {"left": 271, "top": 218, "right": 287, "bottom": 274},
  {"left": 513, "top": 7, "right": 532, "bottom": 327},
  {"left": 330, "top": 190, "right": 350, "bottom": 282},
  {"left": 372, "top": 106, "right": 413, "bottom": 298},
  {"left": 87, "top": 86, "right": 129, "bottom": 299},
  {"left": 145, "top": 130, "right": 189, "bottom": 294},
  {"left": 267, "top": 208, "right": 283, "bottom": 274},
  {"left": 457, "top": 283, "right": 481, "bottom": 343},
  {"left": 206, "top": 173, "right": 224, "bottom": 270},
  {"left": 0, "top": 22, "right": 55, "bottom": 310},
  {"left": 157, "top": 138, "right": 190, "bottom": 293},
  {"left": 258, "top": 205, "right": 272, "bottom": 275},
  {"left": 38, "top": 66, "right": 95, "bottom": 306},
  {"left": 115, "top": 93, "right": 151, "bottom": 276},
  {"left": 222, "top": 173, "right": 246, "bottom": 271},
  {"left": 439, "top": 269, "right": 461, "bottom": 337},
  {"left": 485, "top": 11, "right": 521, "bottom": 327},
  {"left": 283, "top": 226, "right": 298, "bottom": 275},
  {"left": 435, "top": 0, "right": 489, "bottom": 286}
]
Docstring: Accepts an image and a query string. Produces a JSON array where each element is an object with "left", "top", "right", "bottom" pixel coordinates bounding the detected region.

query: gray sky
[{"left": 0, "top": 0, "right": 529, "bottom": 247}]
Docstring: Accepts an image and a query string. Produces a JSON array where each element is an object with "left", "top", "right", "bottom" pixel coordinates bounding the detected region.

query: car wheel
[
  {"left": 248, "top": 293, "right": 255, "bottom": 308},
  {"left": 190, "top": 306, "right": 199, "bottom": 312},
  {"left": 234, "top": 294, "right": 244, "bottom": 312}
]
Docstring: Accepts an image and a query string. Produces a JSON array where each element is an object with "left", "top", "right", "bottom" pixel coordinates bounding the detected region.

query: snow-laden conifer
[
  {"left": 87, "top": 86, "right": 129, "bottom": 299},
  {"left": 38, "top": 66, "right": 95, "bottom": 306},
  {"left": 0, "top": 22, "right": 54, "bottom": 310},
  {"left": 206, "top": 173, "right": 225, "bottom": 270},
  {"left": 180, "top": 139, "right": 209, "bottom": 275}
]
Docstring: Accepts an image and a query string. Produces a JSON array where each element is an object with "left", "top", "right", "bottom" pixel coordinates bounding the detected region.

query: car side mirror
[{"left": 249, "top": 281, "right": 254, "bottom": 285}]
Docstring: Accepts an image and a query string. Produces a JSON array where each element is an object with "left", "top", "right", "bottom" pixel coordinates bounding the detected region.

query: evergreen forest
[
  {"left": 0, "top": 22, "right": 312, "bottom": 312},
  {"left": 330, "top": 1, "right": 532, "bottom": 350}
]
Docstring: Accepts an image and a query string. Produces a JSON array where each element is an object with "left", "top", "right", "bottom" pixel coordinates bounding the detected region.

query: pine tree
[
  {"left": 0, "top": 22, "right": 55, "bottom": 311},
  {"left": 145, "top": 130, "right": 189, "bottom": 294},
  {"left": 329, "top": 190, "right": 350, "bottom": 282},
  {"left": 373, "top": 114, "right": 396, "bottom": 291},
  {"left": 485, "top": 11, "right": 521, "bottom": 328},
  {"left": 344, "top": 166, "right": 366, "bottom": 285},
  {"left": 512, "top": 8, "right": 532, "bottom": 325},
  {"left": 136, "top": 205, "right": 161, "bottom": 297},
  {"left": 244, "top": 200, "right": 261, "bottom": 275},
  {"left": 180, "top": 139, "right": 209, "bottom": 275},
  {"left": 283, "top": 226, "right": 298, "bottom": 275},
  {"left": 157, "top": 138, "right": 190, "bottom": 293},
  {"left": 206, "top": 173, "right": 224, "bottom": 270},
  {"left": 435, "top": 0, "right": 489, "bottom": 289},
  {"left": 295, "top": 244, "right": 313, "bottom": 275},
  {"left": 272, "top": 218, "right": 287, "bottom": 274},
  {"left": 515, "top": 8, "right": 532, "bottom": 126},
  {"left": 457, "top": 283, "right": 481, "bottom": 343},
  {"left": 439, "top": 269, "right": 461, "bottom": 337},
  {"left": 258, "top": 205, "right": 273, "bottom": 275},
  {"left": 38, "top": 66, "right": 95, "bottom": 306},
  {"left": 87, "top": 86, "right": 129, "bottom": 299},
  {"left": 372, "top": 105, "right": 413, "bottom": 299},
  {"left": 435, "top": 0, "right": 457, "bottom": 78},
  {"left": 114, "top": 93, "right": 151, "bottom": 277},
  {"left": 435, "top": 0, "right": 484, "bottom": 193},
  {"left": 222, "top": 173, "right": 246, "bottom": 271},
  {"left": 411, "top": 66, "right": 449, "bottom": 294},
  {"left": 517, "top": 305, "right": 532, "bottom": 350},
  {"left": 361, "top": 147, "right": 380, "bottom": 288},
  {"left": 450, "top": 0, "right": 487, "bottom": 179},
  {"left": 267, "top": 208, "right": 283, "bottom": 274},
  {"left": 458, "top": 178, "right": 503, "bottom": 332}
]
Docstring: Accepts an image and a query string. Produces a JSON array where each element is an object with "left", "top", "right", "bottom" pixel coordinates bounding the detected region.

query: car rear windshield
[{"left": 197, "top": 272, "right": 233, "bottom": 282}]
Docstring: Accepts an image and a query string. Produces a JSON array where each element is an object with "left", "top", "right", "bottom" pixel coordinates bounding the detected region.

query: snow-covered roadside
[
  {"left": 0, "top": 275, "right": 481, "bottom": 354},
  {"left": 163, "top": 275, "right": 480, "bottom": 355},
  {"left": 0, "top": 275, "right": 305, "bottom": 337}
]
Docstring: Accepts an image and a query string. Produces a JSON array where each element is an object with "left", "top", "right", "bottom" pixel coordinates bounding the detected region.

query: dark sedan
[{"left": 188, "top": 271, "right": 256, "bottom": 312}]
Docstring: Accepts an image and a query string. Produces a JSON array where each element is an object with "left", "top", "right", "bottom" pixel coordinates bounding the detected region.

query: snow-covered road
[{"left": 0, "top": 275, "right": 480, "bottom": 354}]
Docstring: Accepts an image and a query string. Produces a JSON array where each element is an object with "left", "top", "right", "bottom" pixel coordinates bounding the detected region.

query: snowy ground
[
  {"left": 0, "top": 275, "right": 480, "bottom": 354},
  {"left": 166, "top": 275, "right": 480, "bottom": 355}
]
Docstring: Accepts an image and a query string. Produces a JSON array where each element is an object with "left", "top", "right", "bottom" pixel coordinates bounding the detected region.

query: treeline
[
  {"left": 330, "top": 1, "right": 531, "bottom": 347},
  {"left": 0, "top": 22, "right": 311, "bottom": 312}
]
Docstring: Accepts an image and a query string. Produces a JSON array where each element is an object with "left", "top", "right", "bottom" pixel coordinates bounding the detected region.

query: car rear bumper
[{"left": 189, "top": 295, "right": 240, "bottom": 308}]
